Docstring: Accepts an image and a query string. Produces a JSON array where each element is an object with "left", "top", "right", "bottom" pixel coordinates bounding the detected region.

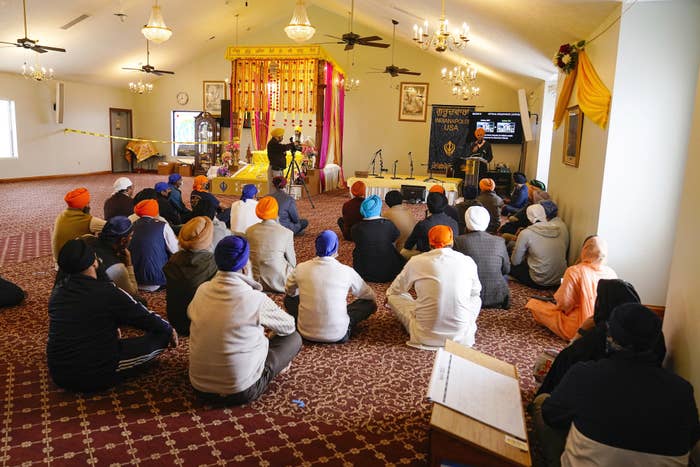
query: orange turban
[
  {"left": 475, "top": 127, "right": 486, "bottom": 138},
  {"left": 64, "top": 188, "right": 90, "bottom": 209},
  {"left": 134, "top": 199, "right": 159, "bottom": 217},
  {"left": 193, "top": 175, "right": 208, "bottom": 192},
  {"left": 255, "top": 196, "right": 279, "bottom": 220},
  {"left": 429, "top": 185, "right": 446, "bottom": 194},
  {"left": 479, "top": 178, "right": 496, "bottom": 192},
  {"left": 350, "top": 181, "right": 366, "bottom": 198},
  {"left": 428, "top": 225, "right": 453, "bottom": 249}
]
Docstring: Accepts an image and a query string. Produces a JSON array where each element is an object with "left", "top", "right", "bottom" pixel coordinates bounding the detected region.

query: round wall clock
[{"left": 176, "top": 91, "right": 189, "bottom": 105}]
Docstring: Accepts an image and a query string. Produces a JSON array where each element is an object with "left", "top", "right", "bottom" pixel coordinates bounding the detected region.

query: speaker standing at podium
[{"left": 469, "top": 127, "right": 493, "bottom": 180}]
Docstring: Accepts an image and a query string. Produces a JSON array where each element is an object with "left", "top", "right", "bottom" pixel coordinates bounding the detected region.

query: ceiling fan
[
  {"left": 371, "top": 19, "right": 421, "bottom": 77},
  {"left": 122, "top": 41, "right": 174, "bottom": 76},
  {"left": 0, "top": 0, "right": 66, "bottom": 53},
  {"left": 324, "top": 0, "right": 389, "bottom": 51}
]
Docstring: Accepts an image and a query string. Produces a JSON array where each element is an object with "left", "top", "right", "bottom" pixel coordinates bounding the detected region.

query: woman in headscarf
[
  {"left": 351, "top": 195, "right": 405, "bottom": 282},
  {"left": 526, "top": 235, "right": 618, "bottom": 340},
  {"left": 536, "top": 279, "right": 666, "bottom": 395}
]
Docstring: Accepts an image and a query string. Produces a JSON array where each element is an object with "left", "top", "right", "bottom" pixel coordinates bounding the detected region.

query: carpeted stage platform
[{"left": 0, "top": 174, "right": 565, "bottom": 466}]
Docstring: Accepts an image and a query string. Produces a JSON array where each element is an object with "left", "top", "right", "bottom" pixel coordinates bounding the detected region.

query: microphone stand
[
  {"left": 376, "top": 150, "right": 386, "bottom": 179},
  {"left": 391, "top": 160, "right": 401, "bottom": 180},
  {"left": 405, "top": 152, "right": 415, "bottom": 180},
  {"left": 368, "top": 149, "right": 381, "bottom": 177}
]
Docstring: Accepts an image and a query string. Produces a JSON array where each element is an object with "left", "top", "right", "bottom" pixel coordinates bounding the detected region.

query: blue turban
[
  {"left": 513, "top": 172, "right": 527, "bottom": 184},
  {"left": 99, "top": 216, "right": 133, "bottom": 242},
  {"left": 168, "top": 173, "right": 182, "bottom": 184},
  {"left": 154, "top": 182, "right": 170, "bottom": 193},
  {"left": 214, "top": 235, "right": 250, "bottom": 272},
  {"left": 241, "top": 184, "right": 258, "bottom": 201},
  {"left": 539, "top": 199, "right": 559, "bottom": 220},
  {"left": 360, "top": 195, "right": 382, "bottom": 218},
  {"left": 315, "top": 230, "right": 339, "bottom": 257}
]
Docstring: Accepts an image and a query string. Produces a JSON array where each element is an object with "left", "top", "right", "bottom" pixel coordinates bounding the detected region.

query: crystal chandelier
[
  {"left": 142, "top": 0, "right": 172, "bottom": 44},
  {"left": 22, "top": 62, "right": 54, "bottom": 81},
  {"left": 441, "top": 62, "right": 479, "bottom": 101},
  {"left": 284, "top": 0, "right": 315, "bottom": 43},
  {"left": 413, "top": 0, "right": 469, "bottom": 52},
  {"left": 129, "top": 81, "right": 154, "bottom": 94}
]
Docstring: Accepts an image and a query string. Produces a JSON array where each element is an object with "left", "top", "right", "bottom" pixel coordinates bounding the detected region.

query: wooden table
[{"left": 429, "top": 341, "right": 532, "bottom": 467}]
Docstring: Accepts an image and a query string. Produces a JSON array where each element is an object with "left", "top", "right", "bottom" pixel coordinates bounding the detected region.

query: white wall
[
  {"left": 0, "top": 72, "right": 134, "bottom": 179},
  {"left": 132, "top": 5, "right": 523, "bottom": 178},
  {"left": 662, "top": 66, "right": 700, "bottom": 405},
  {"left": 547, "top": 7, "right": 621, "bottom": 264},
  {"left": 597, "top": 1, "right": 700, "bottom": 305}
]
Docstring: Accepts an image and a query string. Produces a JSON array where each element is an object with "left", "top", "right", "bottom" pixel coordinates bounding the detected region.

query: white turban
[
  {"left": 465, "top": 206, "right": 490, "bottom": 232},
  {"left": 526, "top": 204, "right": 547, "bottom": 224},
  {"left": 112, "top": 177, "right": 132, "bottom": 194}
]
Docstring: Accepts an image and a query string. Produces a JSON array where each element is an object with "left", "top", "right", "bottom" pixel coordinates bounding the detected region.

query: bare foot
[{"left": 280, "top": 362, "right": 292, "bottom": 374}]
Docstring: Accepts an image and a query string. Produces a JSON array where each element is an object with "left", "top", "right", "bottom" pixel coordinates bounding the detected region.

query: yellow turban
[
  {"left": 428, "top": 225, "right": 453, "bottom": 249},
  {"left": 479, "top": 178, "right": 495, "bottom": 192},
  {"left": 294, "top": 125, "right": 302, "bottom": 133},
  {"left": 255, "top": 196, "right": 279, "bottom": 220},
  {"left": 271, "top": 128, "right": 284, "bottom": 138}
]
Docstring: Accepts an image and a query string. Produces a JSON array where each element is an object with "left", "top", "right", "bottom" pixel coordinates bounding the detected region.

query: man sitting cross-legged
[
  {"left": 52, "top": 187, "right": 106, "bottom": 264},
  {"left": 47, "top": 239, "right": 177, "bottom": 393},
  {"left": 387, "top": 225, "right": 482, "bottom": 349},
  {"left": 401, "top": 192, "right": 458, "bottom": 259},
  {"left": 163, "top": 216, "right": 218, "bottom": 336},
  {"left": 188, "top": 235, "right": 302, "bottom": 405},
  {"left": 246, "top": 197, "right": 296, "bottom": 293},
  {"left": 269, "top": 176, "right": 309, "bottom": 236},
  {"left": 284, "top": 230, "right": 377, "bottom": 343},
  {"left": 337, "top": 181, "right": 366, "bottom": 241}
]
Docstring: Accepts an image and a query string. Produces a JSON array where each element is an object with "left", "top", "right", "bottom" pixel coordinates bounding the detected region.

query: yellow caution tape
[{"left": 63, "top": 128, "right": 232, "bottom": 145}]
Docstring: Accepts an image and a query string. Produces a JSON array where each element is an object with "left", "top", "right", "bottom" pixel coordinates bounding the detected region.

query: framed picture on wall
[
  {"left": 398, "top": 82, "right": 429, "bottom": 122},
  {"left": 563, "top": 105, "right": 583, "bottom": 167},
  {"left": 203, "top": 81, "right": 226, "bottom": 116}
]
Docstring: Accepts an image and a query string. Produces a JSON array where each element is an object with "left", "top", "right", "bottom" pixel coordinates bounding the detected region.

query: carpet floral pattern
[{"left": 0, "top": 175, "right": 566, "bottom": 466}]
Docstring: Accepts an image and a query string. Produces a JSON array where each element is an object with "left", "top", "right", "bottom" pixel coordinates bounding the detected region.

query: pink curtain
[{"left": 318, "top": 63, "right": 345, "bottom": 190}]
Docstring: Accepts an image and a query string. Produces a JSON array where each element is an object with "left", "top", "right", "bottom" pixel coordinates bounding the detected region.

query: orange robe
[{"left": 527, "top": 263, "right": 617, "bottom": 340}]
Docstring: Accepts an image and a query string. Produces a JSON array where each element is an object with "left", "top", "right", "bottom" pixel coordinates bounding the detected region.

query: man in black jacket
[
  {"left": 531, "top": 303, "right": 699, "bottom": 466},
  {"left": 48, "top": 239, "right": 177, "bottom": 392},
  {"left": 155, "top": 182, "right": 182, "bottom": 232},
  {"left": 266, "top": 128, "right": 295, "bottom": 193}
]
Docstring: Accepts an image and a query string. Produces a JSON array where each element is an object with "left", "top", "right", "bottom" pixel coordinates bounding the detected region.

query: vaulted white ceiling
[{"left": 0, "top": 0, "right": 619, "bottom": 89}]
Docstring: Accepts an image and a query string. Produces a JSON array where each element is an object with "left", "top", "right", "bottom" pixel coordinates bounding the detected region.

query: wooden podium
[{"left": 429, "top": 341, "right": 532, "bottom": 467}]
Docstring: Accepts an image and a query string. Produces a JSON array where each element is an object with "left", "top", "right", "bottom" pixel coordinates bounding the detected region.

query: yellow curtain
[
  {"left": 553, "top": 67, "right": 577, "bottom": 129},
  {"left": 576, "top": 50, "right": 611, "bottom": 129}
]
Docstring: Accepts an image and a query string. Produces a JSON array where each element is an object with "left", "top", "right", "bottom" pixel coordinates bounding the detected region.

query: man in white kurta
[
  {"left": 284, "top": 230, "right": 376, "bottom": 343},
  {"left": 386, "top": 224, "right": 482, "bottom": 349},
  {"left": 188, "top": 235, "right": 301, "bottom": 405},
  {"left": 229, "top": 184, "right": 260, "bottom": 235}
]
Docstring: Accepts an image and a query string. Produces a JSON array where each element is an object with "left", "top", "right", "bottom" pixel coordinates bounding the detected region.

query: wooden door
[{"left": 110, "top": 108, "right": 132, "bottom": 173}]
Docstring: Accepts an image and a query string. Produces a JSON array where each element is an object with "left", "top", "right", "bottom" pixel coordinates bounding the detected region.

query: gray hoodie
[{"left": 511, "top": 221, "right": 568, "bottom": 287}]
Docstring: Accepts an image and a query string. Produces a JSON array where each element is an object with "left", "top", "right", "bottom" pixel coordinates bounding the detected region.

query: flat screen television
[{"left": 470, "top": 112, "right": 523, "bottom": 144}]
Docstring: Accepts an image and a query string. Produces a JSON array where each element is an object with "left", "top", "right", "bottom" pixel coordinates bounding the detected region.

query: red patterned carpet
[{"left": 0, "top": 174, "right": 565, "bottom": 466}]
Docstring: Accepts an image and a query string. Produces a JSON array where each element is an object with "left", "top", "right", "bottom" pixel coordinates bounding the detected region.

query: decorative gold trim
[{"left": 225, "top": 45, "right": 343, "bottom": 74}]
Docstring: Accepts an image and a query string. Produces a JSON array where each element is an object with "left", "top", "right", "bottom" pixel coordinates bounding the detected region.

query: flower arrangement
[
  {"left": 553, "top": 40, "right": 586, "bottom": 74},
  {"left": 216, "top": 165, "right": 230, "bottom": 177}
]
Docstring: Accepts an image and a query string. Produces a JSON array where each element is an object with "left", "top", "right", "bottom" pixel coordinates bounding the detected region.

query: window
[
  {"left": 171, "top": 110, "right": 199, "bottom": 158},
  {"left": 0, "top": 99, "right": 18, "bottom": 158}
]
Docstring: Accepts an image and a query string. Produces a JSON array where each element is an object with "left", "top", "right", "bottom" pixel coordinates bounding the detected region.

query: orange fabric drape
[
  {"left": 576, "top": 50, "right": 612, "bottom": 129},
  {"left": 553, "top": 49, "right": 612, "bottom": 129},
  {"left": 553, "top": 67, "right": 577, "bottom": 129}
]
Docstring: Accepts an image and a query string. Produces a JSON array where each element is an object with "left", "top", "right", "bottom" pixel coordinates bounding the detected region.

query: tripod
[{"left": 284, "top": 158, "right": 315, "bottom": 209}]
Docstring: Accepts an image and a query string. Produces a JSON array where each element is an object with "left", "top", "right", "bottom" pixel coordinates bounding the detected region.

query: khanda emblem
[{"left": 443, "top": 140, "right": 456, "bottom": 158}]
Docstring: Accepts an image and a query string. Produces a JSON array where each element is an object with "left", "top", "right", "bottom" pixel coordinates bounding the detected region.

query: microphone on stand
[
  {"left": 405, "top": 151, "right": 415, "bottom": 180},
  {"left": 376, "top": 149, "right": 386, "bottom": 178},
  {"left": 391, "top": 159, "right": 402, "bottom": 180}
]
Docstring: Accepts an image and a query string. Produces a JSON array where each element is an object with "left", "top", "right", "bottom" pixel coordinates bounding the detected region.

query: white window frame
[
  {"left": 171, "top": 110, "right": 199, "bottom": 157},
  {"left": 0, "top": 99, "right": 18, "bottom": 159}
]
